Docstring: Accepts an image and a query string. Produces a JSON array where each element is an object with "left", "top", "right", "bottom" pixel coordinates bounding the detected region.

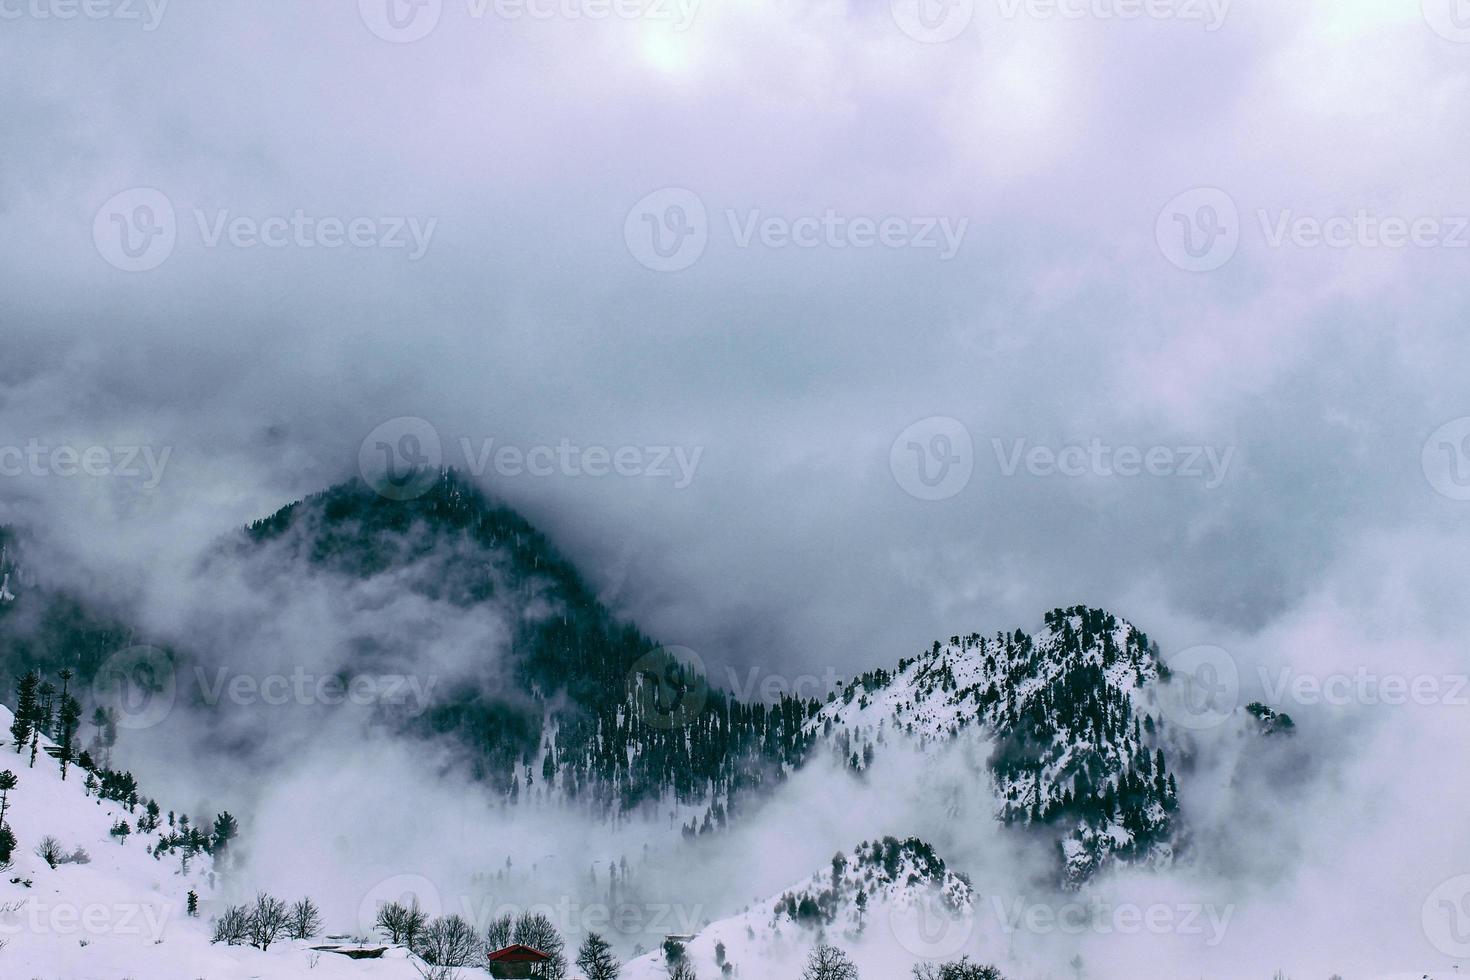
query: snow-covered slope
[
  {"left": 0, "top": 704, "right": 422, "bottom": 980},
  {"left": 808, "top": 606, "right": 1179, "bottom": 884},
  {"left": 623, "top": 836, "right": 978, "bottom": 980}
]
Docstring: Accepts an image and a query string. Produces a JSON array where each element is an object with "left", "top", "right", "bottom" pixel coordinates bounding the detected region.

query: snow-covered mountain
[
  {"left": 0, "top": 477, "right": 1332, "bottom": 977},
  {"left": 0, "top": 482, "right": 1292, "bottom": 891},
  {"left": 809, "top": 607, "right": 1180, "bottom": 884}
]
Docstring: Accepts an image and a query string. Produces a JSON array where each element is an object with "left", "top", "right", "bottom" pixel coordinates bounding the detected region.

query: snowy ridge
[
  {"left": 808, "top": 607, "right": 1179, "bottom": 883},
  {"left": 623, "top": 836, "right": 974, "bottom": 980}
]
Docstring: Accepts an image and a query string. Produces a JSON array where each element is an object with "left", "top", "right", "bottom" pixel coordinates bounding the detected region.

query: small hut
[{"left": 488, "top": 944, "right": 552, "bottom": 979}]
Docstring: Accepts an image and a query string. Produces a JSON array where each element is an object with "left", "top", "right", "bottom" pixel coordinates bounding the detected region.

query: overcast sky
[{"left": 2, "top": 0, "right": 1469, "bottom": 692}]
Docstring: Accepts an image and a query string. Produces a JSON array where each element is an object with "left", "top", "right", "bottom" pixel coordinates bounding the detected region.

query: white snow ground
[{"left": 0, "top": 704, "right": 421, "bottom": 980}]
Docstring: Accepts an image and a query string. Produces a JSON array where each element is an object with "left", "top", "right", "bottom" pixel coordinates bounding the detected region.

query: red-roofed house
[{"left": 488, "top": 944, "right": 552, "bottom": 978}]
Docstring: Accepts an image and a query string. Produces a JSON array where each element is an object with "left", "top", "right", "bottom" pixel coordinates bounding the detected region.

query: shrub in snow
[{"left": 35, "top": 835, "right": 62, "bottom": 868}]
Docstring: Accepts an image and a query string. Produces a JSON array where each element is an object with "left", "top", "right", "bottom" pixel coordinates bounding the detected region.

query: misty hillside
[
  {"left": 0, "top": 527, "right": 150, "bottom": 691},
  {"left": 623, "top": 836, "right": 981, "bottom": 980},
  {"left": 811, "top": 607, "right": 1180, "bottom": 883},
  {"left": 0, "top": 478, "right": 1294, "bottom": 889},
  {"left": 0, "top": 475, "right": 816, "bottom": 820},
  {"left": 231, "top": 471, "right": 819, "bottom": 814}
]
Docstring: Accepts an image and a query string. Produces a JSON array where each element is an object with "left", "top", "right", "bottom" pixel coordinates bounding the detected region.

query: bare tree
[
  {"left": 211, "top": 904, "right": 250, "bottom": 946},
  {"left": 484, "top": 912, "right": 514, "bottom": 952},
  {"left": 911, "top": 958, "right": 1005, "bottom": 980},
  {"left": 512, "top": 911, "right": 567, "bottom": 978},
  {"left": 412, "top": 962, "right": 457, "bottom": 980},
  {"left": 802, "top": 942, "right": 859, "bottom": 980},
  {"left": 376, "top": 898, "right": 430, "bottom": 946},
  {"left": 668, "top": 961, "right": 698, "bottom": 980},
  {"left": 286, "top": 897, "right": 323, "bottom": 940},
  {"left": 246, "top": 892, "right": 290, "bottom": 950},
  {"left": 413, "top": 914, "right": 482, "bottom": 968},
  {"left": 577, "top": 931, "right": 621, "bottom": 980}
]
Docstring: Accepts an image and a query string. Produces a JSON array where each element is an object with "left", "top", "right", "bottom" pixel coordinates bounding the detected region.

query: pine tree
[
  {"left": 36, "top": 681, "right": 55, "bottom": 738},
  {"left": 89, "top": 707, "right": 117, "bottom": 770},
  {"left": 187, "top": 889, "right": 199, "bottom": 917},
  {"left": 29, "top": 680, "right": 55, "bottom": 769},
  {"left": 57, "top": 683, "right": 82, "bottom": 781},
  {"left": 0, "top": 770, "right": 15, "bottom": 838},
  {"left": 211, "top": 811, "right": 239, "bottom": 860},
  {"left": 10, "top": 672, "right": 38, "bottom": 755}
]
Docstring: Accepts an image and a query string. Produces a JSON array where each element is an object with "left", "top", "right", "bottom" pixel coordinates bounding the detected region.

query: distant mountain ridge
[{"left": 0, "top": 472, "right": 1288, "bottom": 888}]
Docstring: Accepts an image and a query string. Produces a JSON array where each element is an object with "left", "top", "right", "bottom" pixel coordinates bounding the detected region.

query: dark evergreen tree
[
  {"left": 10, "top": 671, "right": 38, "bottom": 754},
  {"left": 56, "top": 682, "right": 81, "bottom": 780}
]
